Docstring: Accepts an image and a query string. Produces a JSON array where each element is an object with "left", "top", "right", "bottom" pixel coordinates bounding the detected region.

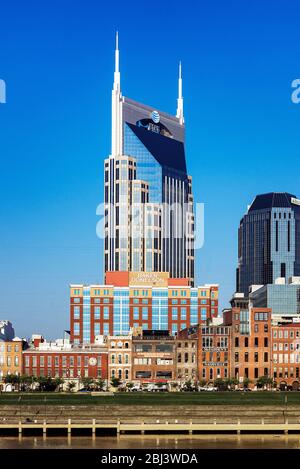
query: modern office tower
[
  {"left": 236, "top": 192, "right": 300, "bottom": 296},
  {"left": 69, "top": 272, "right": 218, "bottom": 343},
  {"left": 250, "top": 277, "right": 300, "bottom": 320},
  {"left": 104, "top": 34, "right": 195, "bottom": 285}
]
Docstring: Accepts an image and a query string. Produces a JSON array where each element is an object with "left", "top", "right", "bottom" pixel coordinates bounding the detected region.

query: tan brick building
[{"left": 132, "top": 329, "right": 176, "bottom": 383}]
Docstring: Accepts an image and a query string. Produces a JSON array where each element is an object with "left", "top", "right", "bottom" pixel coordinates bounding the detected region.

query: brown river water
[{"left": 1, "top": 434, "right": 300, "bottom": 449}]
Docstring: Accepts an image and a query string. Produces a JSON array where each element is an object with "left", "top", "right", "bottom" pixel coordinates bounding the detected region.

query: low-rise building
[
  {"left": 22, "top": 336, "right": 108, "bottom": 382},
  {"left": 0, "top": 338, "right": 24, "bottom": 381},
  {"left": 223, "top": 306, "right": 272, "bottom": 384},
  {"left": 0, "top": 321, "right": 25, "bottom": 382},
  {"left": 272, "top": 321, "right": 300, "bottom": 390},
  {"left": 107, "top": 335, "right": 132, "bottom": 383},
  {"left": 176, "top": 328, "right": 198, "bottom": 382},
  {"left": 132, "top": 329, "right": 176, "bottom": 384}
]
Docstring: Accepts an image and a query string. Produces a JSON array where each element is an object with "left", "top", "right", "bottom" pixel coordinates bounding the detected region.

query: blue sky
[{"left": 0, "top": 0, "right": 300, "bottom": 339}]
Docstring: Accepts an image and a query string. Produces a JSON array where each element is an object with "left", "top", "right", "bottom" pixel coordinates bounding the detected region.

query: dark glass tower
[
  {"left": 236, "top": 192, "right": 300, "bottom": 296},
  {"left": 104, "top": 35, "right": 195, "bottom": 285}
]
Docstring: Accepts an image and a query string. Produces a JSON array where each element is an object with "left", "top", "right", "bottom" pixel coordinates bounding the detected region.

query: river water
[{"left": 1, "top": 435, "right": 300, "bottom": 449}]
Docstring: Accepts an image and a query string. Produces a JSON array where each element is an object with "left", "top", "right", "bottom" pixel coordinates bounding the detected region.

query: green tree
[
  {"left": 36, "top": 376, "right": 56, "bottom": 392},
  {"left": 225, "top": 378, "right": 239, "bottom": 391},
  {"left": 126, "top": 382, "right": 134, "bottom": 391},
  {"left": 81, "top": 377, "right": 94, "bottom": 391},
  {"left": 95, "top": 378, "right": 106, "bottom": 391},
  {"left": 198, "top": 379, "right": 207, "bottom": 387},
  {"left": 257, "top": 376, "right": 273, "bottom": 389},
  {"left": 4, "top": 374, "right": 20, "bottom": 390},
  {"left": 67, "top": 381, "right": 76, "bottom": 392},
  {"left": 53, "top": 378, "right": 64, "bottom": 392},
  {"left": 183, "top": 380, "right": 194, "bottom": 392},
  {"left": 214, "top": 378, "right": 225, "bottom": 391},
  {"left": 110, "top": 377, "right": 121, "bottom": 388},
  {"left": 243, "top": 377, "right": 252, "bottom": 389}
]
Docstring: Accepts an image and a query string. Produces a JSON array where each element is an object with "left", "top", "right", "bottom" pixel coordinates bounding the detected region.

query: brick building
[
  {"left": 176, "top": 328, "right": 198, "bottom": 382},
  {"left": 272, "top": 322, "right": 300, "bottom": 390},
  {"left": 223, "top": 307, "right": 272, "bottom": 384},
  {"left": 198, "top": 322, "right": 231, "bottom": 383},
  {"left": 70, "top": 271, "right": 218, "bottom": 343},
  {"left": 23, "top": 336, "right": 108, "bottom": 381},
  {"left": 132, "top": 329, "right": 176, "bottom": 383},
  {"left": 107, "top": 335, "right": 132, "bottom": 382},
  {"left": 0, "top": 338, "right": 24, "bottom": 381}
]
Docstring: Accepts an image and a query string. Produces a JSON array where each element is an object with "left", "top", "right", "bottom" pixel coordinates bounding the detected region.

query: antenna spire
[
  {"left": 176, "top": 61, "right": 184, "bottom": 124},
  {"left": 113, "top": 31, "right": 120, "bottom": 91}
]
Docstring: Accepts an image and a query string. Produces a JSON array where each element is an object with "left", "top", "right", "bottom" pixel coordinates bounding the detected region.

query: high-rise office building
[
  {"left": 104, "top": 34, "right": 195, "bottom": 285},
  {"left": 236, "top": 192, "right": 300, "bottom": 296}
]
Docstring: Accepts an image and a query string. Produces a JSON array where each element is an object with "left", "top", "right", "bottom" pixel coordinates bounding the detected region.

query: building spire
[
  {"left": 111, "top": 31, "right": 122, "bottom": 157},
  {"left": 176, "top": 61, "right": 184, "bottom": 124},
  {"left": 113, "top": 31, "right": 120, "bottom": 91}
]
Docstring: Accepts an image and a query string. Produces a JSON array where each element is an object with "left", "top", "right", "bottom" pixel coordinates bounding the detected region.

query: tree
[
  {"left": 53, "top": 378, "right": 64, "bottom": 392},
  {"left": 36, "top": 376, "right": 56, "bottom": 392},
  {"left": 225, "top": 378, "right": 239, "bottom": 391},
  {"left": 67, "top": 381, "right": 76, "bottom": 392},
  {"left": 243, "top": 378, "right": 252, "bottom": 389},
  {"left": 126, "top": 382, "right": 134, "bottom": 391},
  {"left": 110, "top": 377, "right": 121, "bottom": 389},
  {"left": 257, "top": 376, "right": 273, "bottom": 389},
  {"left": 4, "top": 374, "right": 21, "bottom": 391},
  {"left": 198, "top": 379, "right": 207, "bottom": 388},
  {"left": 81, "top": 377, "right": 94, "bottom": 391},
  {"left": 95, "top": 378, "right": 106, "bottom": 391},
  {"left": 214, "top": 378, "right": 226, "bottom": 391},
  {"left": 183, "top": 380, "right": 194, "bottom": 392}
]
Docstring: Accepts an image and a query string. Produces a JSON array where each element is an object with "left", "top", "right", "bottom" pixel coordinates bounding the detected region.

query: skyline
[{"left": 1, "top": 0, "right": 300, "bottom": 338}]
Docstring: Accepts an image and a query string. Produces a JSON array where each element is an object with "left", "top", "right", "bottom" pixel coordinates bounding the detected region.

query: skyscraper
[
  {"left": 104, "top": 34, "right": 195, "bottom": 285},
  {"left": 236, "top": 192, "right": 300, "bottom": 296}
]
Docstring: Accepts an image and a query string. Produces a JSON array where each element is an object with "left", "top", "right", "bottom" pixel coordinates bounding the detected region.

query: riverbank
[{"left": 0, "top": 391, "right": 297, "bottom": 406}]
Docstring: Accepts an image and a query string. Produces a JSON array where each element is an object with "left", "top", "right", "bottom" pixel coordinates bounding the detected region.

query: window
[
  {"left": 74, "top": 306, "right": 80, "bottom": 319},
  {"left": 254, "top": 337, "right": 259, "bottom": 347},
  {"left": 172, "top": 307, "right": 178, "bottom": 320},
  {"left": 235, "top": 337, "right": 239, "bottom": 347},
  {"left": 235, "top": 352, "right": 239, "bottom": 363},
  {"left": 264, "top": 337, "right": 268, "bottom": 347},
  {"left": 254, "top": 352, "right": 258, "bottom": 363},
  {"left": 103, "top": 306, "right": 109, "bottom": 319},
  {"left": 244, "top": 337, "right": 249, "bottom": 347},
  {"left": 142, "top": 307, "right": 148, "bottom": 320}
]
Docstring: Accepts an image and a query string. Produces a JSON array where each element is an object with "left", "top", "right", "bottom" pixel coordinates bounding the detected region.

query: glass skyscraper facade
[
  {"left": 237, "top": 192, "right": 300, "bottom": 296},
  {"left": 104, "top": 37, "right": 195, "bottom": 285},
  {"left": 250, "top": 282, "right": 300, "bottom": 317}
]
